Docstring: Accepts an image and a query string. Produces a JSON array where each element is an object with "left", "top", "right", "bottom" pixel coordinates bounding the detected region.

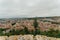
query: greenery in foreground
[
  {"left": 0, "top": 18, "right": 60, "bottom": 38},
  {"left": 0, "top": 28, "right": 60, "bottom": 38}
]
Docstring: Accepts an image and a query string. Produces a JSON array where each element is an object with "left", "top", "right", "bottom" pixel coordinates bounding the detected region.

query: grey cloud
[{"left": 0, "top": 0, "right": 60, "bottom": 18}]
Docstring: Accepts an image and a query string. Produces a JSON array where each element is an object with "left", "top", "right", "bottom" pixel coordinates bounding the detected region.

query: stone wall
[{"left": 0, "top": 35, "right": 60, "bottom": 40}]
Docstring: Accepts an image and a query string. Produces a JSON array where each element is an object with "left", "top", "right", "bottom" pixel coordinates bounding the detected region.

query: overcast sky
[{"left": 0, "top": 0, "right": 60, "bottom": 18}]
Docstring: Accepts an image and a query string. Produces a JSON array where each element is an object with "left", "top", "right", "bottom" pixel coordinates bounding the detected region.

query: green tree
[
  {"left": 24, "top": 27, "right": 30, "bottom": 34},
  {"left": 33, "top": 18, "right": 38, "bottom": 35},
  {"left": 33, "top": 18, "right": 38, "bottom": 28}
]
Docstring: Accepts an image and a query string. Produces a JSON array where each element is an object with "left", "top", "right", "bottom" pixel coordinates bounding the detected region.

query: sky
[{"left": 0, "top": 0, "right": 60, "bottom": 18}]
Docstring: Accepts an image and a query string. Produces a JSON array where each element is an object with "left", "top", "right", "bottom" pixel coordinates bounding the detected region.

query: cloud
[{"left": 0, "top": 0, "right": 59, "bottom": 18}]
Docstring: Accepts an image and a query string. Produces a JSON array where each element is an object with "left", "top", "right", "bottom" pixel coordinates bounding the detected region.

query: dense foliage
[{"left": 0, "top": 28, "right": 60, "bottom": 38}]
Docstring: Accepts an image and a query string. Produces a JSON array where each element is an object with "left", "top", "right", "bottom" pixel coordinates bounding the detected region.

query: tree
[
  {"left": 33, "top": 18, "right": 38, "bottom": 28},
  {"left": 36, "top": 29, "right": 41, "bottom": 35},
  {"left": 33, "top": 18, "right": 38, "bottom": 35},
  {"left": 24, "top": 27, "right": 30, "bottom": 34}
]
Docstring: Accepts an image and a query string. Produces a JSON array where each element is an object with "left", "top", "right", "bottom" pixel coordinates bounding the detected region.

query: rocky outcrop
[{"left": 0, "top": 35, "right": 60, "bottom": 40}]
